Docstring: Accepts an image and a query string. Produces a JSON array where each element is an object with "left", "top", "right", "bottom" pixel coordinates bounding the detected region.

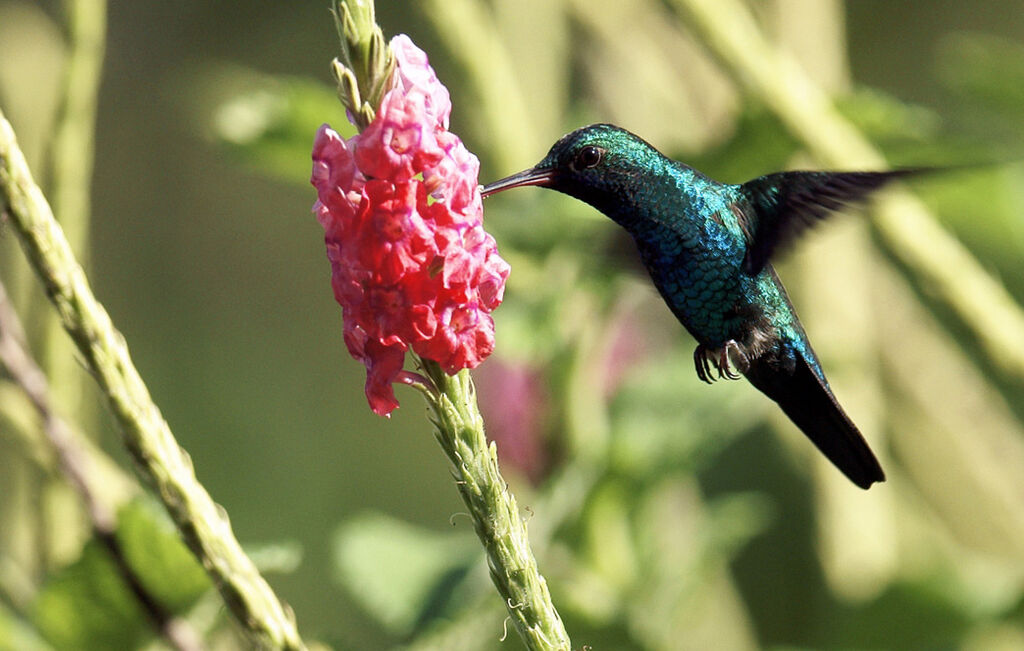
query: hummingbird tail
[{"left": 745, "top": 351, "right": 885, "bottom": 489}]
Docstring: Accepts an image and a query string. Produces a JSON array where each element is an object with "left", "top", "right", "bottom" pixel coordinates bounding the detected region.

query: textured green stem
[
  {"left": 330, "top": 0, "right": 393, "bottom": 130},
  {"left": 0, "top": 278, "right": 202, "bottom": 651},
  {"left": 0, "top": 110, "right": 305, "bottom": 650},
  {"left": 326, "top": 4, "right": 568, "bottom": 645},
  {"left": 34, "top": 0, "right": 109, "bottom": 571},
  {"left": 50, "top": 0, "right": 105, "bottom": 261},
  {"left": 673, "top": 0, "right": 1024, "bottom": 383},
  {"left": 417, "top": 357, "right": 571, "bottom": 651}
]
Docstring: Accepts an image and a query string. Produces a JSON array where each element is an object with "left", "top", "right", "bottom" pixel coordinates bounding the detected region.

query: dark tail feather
[{"left": 745, "top": 352, "right": 885, "bottom": 489}]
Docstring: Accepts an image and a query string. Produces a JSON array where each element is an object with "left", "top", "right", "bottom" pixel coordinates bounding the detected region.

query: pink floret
[{"left": 311, "top": 34, "right": 508, "bottom": 416}]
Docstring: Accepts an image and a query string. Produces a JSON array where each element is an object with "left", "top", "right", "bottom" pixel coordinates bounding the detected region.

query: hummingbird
[{"left": 482, "top": 123, "right": 920, "bottom": 489}]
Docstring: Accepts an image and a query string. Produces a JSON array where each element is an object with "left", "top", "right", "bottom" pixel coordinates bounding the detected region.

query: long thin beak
[{"left": 480, "top": 167, "right": 555, "bottom": 198}]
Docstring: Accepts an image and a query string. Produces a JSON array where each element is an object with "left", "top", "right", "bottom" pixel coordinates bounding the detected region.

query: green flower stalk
[
  {"left": 0, "top": 110, "right": 305, "bottom": 651},
  {"left": 416, "top": 360, "right": 571, "bottom": 650},
  {"left": 330, "top": 0, "right": 394, "bottom": 130},
  {"left": 317, "top": 2, "right": 570, "bottom": 648}
]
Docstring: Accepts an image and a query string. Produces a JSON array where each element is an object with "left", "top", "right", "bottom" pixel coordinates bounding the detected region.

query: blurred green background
[{"left": 2, "top": 1, "right": 1024, "bottom": 649}]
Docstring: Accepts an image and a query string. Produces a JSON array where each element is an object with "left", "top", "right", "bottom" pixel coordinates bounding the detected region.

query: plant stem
[
  {"left": 35, "top": 0, "right": 109, "bottom": 572},
  {"left": 0, "top": 109, "right": 305, "bottom": 651},
  {"left": 416, "top": 356, "right": 571, "bottom": 651},
  {"left": 331, "top": 0, "right": 393, "bottom": 130},
  {"left": 672, "top": 0, "right": 1024, "bottom": 384},
  {"left": 0, "top": 278, "right": 201, "bottom": 651},
  {"left": 421, "top": 0, "right": 542, "bottom": 173},
  {"left": 50, "top": 0, "right": 105, "bottom": 264},
  {"left": 327, "top": 4, "right": 568, "bottom": 645}
]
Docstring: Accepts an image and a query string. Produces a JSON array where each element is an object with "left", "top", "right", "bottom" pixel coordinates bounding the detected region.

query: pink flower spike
[
  {"left": 356, "top": 90, "right": 443, "bottom": 182},
  {"left": 312, "top": 125, "right": 364, "bottom": 226},
  {"left": 390, "top": 34, "right": 452, "bottom": 128},
  {"left": 362, "top": 338, "right": 408, "bottom": 417},
  {"left": 312, "top": 34, "right": 508, "bottom": 416}
]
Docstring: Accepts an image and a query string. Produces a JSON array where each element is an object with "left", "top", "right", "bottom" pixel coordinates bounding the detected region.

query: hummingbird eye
[{"left": 573, "top": 145, "right": 604, "bottom": 170}]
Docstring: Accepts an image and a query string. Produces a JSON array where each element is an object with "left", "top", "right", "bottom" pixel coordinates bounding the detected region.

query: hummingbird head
[{"left": 481, "top": 124, "right": 665, "bottom": 212}]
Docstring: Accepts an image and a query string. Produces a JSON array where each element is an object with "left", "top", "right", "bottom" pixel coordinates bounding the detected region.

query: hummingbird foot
[
  {"left": 721, "top": 340, "right": 750, "bottom": 379},
  {"left": 694, "top": 340, "right": 750, "bottom": 383},
  {"left": 694, "top": 345, "right": 716, "bottom": 384}
]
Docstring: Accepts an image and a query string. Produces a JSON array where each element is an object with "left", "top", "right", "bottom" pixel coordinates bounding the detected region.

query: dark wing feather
[
  {"left": 744, "top": 348, "right": 885, "bottom": 489},
  {"left": 738, "top": 169, "right": 924, "bottom": 275}
]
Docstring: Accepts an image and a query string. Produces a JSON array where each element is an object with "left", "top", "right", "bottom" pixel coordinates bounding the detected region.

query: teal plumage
[{"left": 483, "top": 124, "right": 916, "bottom": 489}]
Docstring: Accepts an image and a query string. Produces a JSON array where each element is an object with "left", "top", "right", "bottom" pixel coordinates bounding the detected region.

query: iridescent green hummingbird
[{"left": 483, "top": 123, "right": 921, "bottom": 489}]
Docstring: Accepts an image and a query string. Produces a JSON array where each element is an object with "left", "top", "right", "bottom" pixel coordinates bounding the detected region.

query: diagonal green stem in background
[
  {"left": 0, "top": 278, "right": 202, "bottom": 651},
  {"left": 41, "top": 0, "right": 106, "bottom": 363},
  {"left": 0, "top": 110, "right": 306, "bottom": 650},
  {"left": 421, "top": 0, "right": 542, "bottom": 173},
  {"left": 673, "top": 0, "right": 1024, "bottom": 384},
  {"left": 35, "top": 0, "right": 109, "bottom": 573},
  {"left": 413, "top": 357, "right": 571, "bottom": 651},
  {"left": 49, "top": 0, "right": 105, "bottom": 264}
]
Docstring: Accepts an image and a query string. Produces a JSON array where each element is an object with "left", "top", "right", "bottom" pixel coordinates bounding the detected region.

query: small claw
[
  {"left": 694, "top": 346, "right": 715, "bottom": 384},
  {"left": 713, "top": 340, "right": 747, "bottom": 381},
  {"left": 717, "top": 347, "right": 740, "bottom": 380},
  {"left": 726, "top": 339, "right": 751, "bottom": 375},
  {"left": 698, "top": 341, "right": 750, "bottom": 383}
]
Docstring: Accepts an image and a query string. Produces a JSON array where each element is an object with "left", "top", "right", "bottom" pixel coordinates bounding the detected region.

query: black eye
[{"left": 574, "top": 145, "right": 604, "bottom": 170}]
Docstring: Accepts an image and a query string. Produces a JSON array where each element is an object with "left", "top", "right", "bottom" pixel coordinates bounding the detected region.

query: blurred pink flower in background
[
  {"left": 475, "top": 359, "right": 550, "bottom": 485},
  {"left": 312, "top": 34, "right": 509, "bottom": 416}
]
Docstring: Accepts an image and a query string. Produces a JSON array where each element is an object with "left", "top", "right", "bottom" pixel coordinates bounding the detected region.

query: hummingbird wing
[{"left": 738, "top": 169, "right": 921, "bottom": 275}]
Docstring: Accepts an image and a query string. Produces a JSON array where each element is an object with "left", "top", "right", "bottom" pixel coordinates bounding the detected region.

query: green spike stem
[
  {"left": 326, "top": 3, "right": 570, "bottom": 645},
  {"left": 411, "top": 357, "right": 571, "bottom": 650},
  {"left": 331, "top": 0, "right": 394, "bottom": 130}
]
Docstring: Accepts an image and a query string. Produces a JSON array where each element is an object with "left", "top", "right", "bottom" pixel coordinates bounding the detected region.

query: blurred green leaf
[
  {"left": 839, "top": 87, "right": 941, "bottom": 147},
  {"left": 115, "top": 499, "right": 211, "bottom": 612},
  {"left": 398, "top": 595, "right": 507, "bottom": 651},
  {"left": 627, "top": 482, "right": 765, "bottom": 650},
  {"left": 687, "top": 104, "right": 799, "bottom": 182},
  {"left": 702, "top": 491, "right": 775, "bottom": 558},
  {"left": 244, "top": 540, "right": 304, "bottom": 575},
  {"left": 822, "top": 578, "right": 975, "bottom": 650},
  {"left": 30, "top": 498, "right": 210, "bottom": 650},
  {"left": 332, "top": 512, "right": 479, "bottom": 636},
  {"left": 919, "top": 165, "right": 1024, "bottom": 288},
  {"left": 693, "top": 89, "right": 940, "bottom": 182},
  {"left": 0, "top": 602, "right": 52, "bottom": 651},
  {"left": 609, "top": 341, "right": 764, "bottom": 479},
  {"left": 939, "top": 32, "right": 1024, "bottom": 130},
  {"left": 31, "top": 536, "right": 149, "bottom": 650},
  {"left": 209, "top": 72, "right": 354, "bottom": 183}
]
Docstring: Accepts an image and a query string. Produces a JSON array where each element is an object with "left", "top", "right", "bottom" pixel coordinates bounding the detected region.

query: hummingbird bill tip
[{"left": 481, "top": 167, "right": 554, "bottom": 198}]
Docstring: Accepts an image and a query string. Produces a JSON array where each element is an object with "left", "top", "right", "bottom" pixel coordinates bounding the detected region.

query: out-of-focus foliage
[
  {"left": 211, "top": 73, "right": 354, "bottom": 183},
  {"left": 30, "top": 500, "right": 210, "bottom": 650},
  {"left": 333, "top": 512, "right": 479, "bottom": 637},
  {"left": 2, "top": 0, "right": 1024, "bottom": 649}
]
